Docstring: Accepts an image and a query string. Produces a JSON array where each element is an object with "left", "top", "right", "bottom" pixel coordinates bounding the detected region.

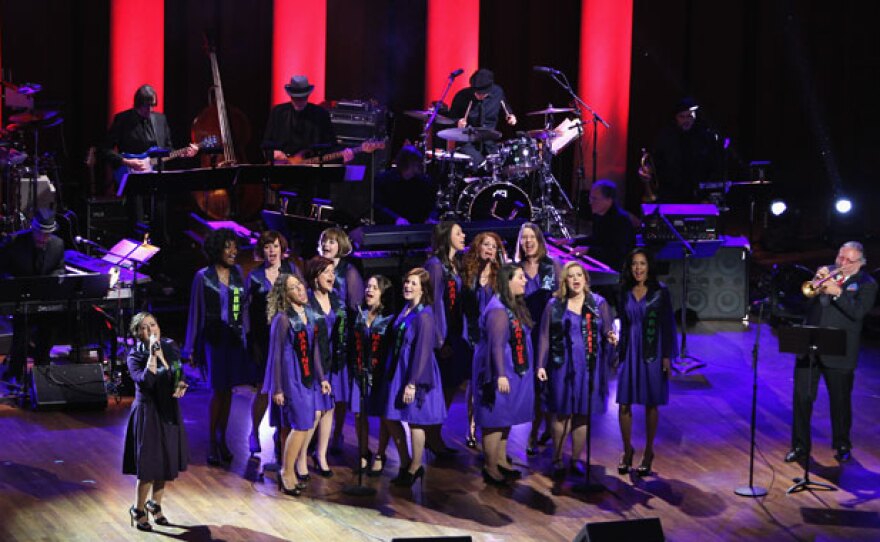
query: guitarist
[
  {"left": 262, "top": 75, "right": 354, "bottom": 164},
  {"left": 101, "top": 84, "right": 198, "bottom": 175}
]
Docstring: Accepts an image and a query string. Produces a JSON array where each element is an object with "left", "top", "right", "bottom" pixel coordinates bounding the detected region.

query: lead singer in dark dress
[
  {"left": 123, "top": 312, "right": 190, "bottom": 531},
  {"left": 616, "top": 248, "right": 678, "bottom": 477},
  {"left": 473, "top": 264, "right": 535, "bottom": 485},
  {"left": 183, "top": 228, "right": 255, "bottom": 466}
]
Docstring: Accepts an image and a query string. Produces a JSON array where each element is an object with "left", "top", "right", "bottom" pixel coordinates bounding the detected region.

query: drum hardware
[
  {"left": 525, "top": 105, "right": 575, "bottom": 116},
  {"left": 404, "top": 109, "right": 454, "bottom": 125}
]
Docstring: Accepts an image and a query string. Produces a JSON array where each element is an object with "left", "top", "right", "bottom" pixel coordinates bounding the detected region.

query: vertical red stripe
[
  {"left": 109, "top": 0, "right": 164, "bottom": 116},
  {"left": 579, "top": 0, "right": 633, "bottom": 184},
  {"left": 272, "top": 0, "right": 327, "bottom": 106},
  {"left": 425, "top": 0, "right": 479, "bottom": 108}
]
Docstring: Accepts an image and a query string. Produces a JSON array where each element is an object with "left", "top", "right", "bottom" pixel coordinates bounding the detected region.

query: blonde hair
[
  {"left": 129, "top": 311, "right": 156, "bottom": 337},
  {"left": 554, "top": 261, "right": 591, "bottom": 300}
]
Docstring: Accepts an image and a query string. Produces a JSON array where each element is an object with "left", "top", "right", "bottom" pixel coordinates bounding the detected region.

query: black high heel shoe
[
  {"left": 207, "top": 442, "right": 227, "bottom": 467},
  {"left": 277, "top": 474, "right": 302, "bottom": 496},
  {"left": 367, "top": 454, "right": 386, "bottom": 477},
  {"left": 497, "top": 464, "right": 522, "bottom": 480},
  {"left": 426, "top": 442, "right": 458, "bottom": 459},
  {"left": 392, "top": 465, "right": 425, "bottom": 488},
  {"left": 144, "top": 500, "right": 169, "bottom": 526},
  {"left": 551, "top": 460, "right": 566, "bottom": 480},
  {"left": 618, "top": 447, "right": 634, "bottom": 475},
  {"left": 481, "top": 467, "right": 508, "bottom": 486},
  {"left": 296, "top": 468, "right": 311, "bottom": 482},
  {"left": 636, "top": 451, "right": 654, "bottom": 476},
  {"left": 354, "top": 451, "right": 373, "bottom": 474},
  {"left": 310, "top": 451, "right": 334, "bottom": 478},
  {"left": 129, "top": 506, "right": 152, "bottom": 531},
  {"left": 218, "top": 441, "right": 234, "bottom": 463}
]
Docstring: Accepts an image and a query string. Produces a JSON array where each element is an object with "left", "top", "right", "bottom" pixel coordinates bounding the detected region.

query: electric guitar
[
  {"left": 114, "top": 135, "right": 218, "bottom": 186},
  {"left": 285, "top": 138, "right": 385, "bottom": 165}
]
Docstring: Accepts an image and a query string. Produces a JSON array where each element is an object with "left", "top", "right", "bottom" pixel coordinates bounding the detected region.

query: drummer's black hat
[{"left": 470, "top": 69, "right": 494, "bottom": 91}]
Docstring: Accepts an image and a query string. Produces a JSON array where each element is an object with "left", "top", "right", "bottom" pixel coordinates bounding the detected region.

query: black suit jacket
[
  {"left": 0, "top": 232, "right": 66, "bottom": 277},
  {"left": 804, "top": 268, "right": 878, "bottom": 369},
  {"left": 101, "top": 109, "right": 174, "bottom": 169}
]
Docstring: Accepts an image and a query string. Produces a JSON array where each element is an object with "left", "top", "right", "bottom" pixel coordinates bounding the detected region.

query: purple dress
[
  {"left": 537, "top": 295, "right": 613, "bottom": 415},
  {"left": 426, "top": 255, "right": 471, "bottom": 388},
  {"left": 348, "top": 311, "right": 393, "bottom": 414},
  {"left": 616, "top": 284, "right": 678, "bottom": 406},
  {"left": 183, "top": 266, "right": 255, "bottom": 390},
  {"left": 333, "top": 257, "right": 364, "bottom": 310},
  {"left": 472, "top": 296, "right": 535, "bottom": 428},
  {"left": 245, "top": 261, "right": 301, "bottom": 384},
  {"left": 123, "top": 339, "right": 189, "bottom": 480},
  {"left": 308, "top": 290, "right": 349, "bottom": 410},
  {"left": 262, "top": 309, "right": 326, "bottom": 431},
  {"left": 369, "top": 305, "right": 446, "bottom": 425}
]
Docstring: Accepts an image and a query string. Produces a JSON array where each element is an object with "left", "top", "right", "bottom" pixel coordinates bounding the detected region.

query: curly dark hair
[
  {"left": 496, "top": 263, "right": 532, "bottom": 327},
  {"left": 304, "top": 255, "right": 334, "bottom": 290},
  {"left": 203, "top": 228, "right": 238, "bottom": 265},
  {"left": 620, "top": 247, "right": 659, "bottom": 291},
  {"left": 431, "top": 221, "right": 461, "bottom": 272}
]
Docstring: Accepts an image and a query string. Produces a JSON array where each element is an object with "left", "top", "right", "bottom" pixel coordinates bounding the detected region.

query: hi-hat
[
  {"left": 526, "top": 106, "right": 574, "bottom": 116},
  {"left": 8, "top": 109, "right": 60, "bottom": 125},
  {"left": 403, "top": 109, "right": 454, "bottom": 125},
  {"left": 437, "top": 126, "right": 501, "bottom": 143}
]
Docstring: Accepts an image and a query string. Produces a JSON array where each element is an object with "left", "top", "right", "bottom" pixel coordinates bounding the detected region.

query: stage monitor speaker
[
  {"left": 574, "top": 517, "right": 664, "bottom": 542},
  {"left": 391, "top": 538, "right": 472, "bottom": 542},
  {"left": 30, "top": 364, "right": 108, "bottom": 410},
  {"left": 658, "top": 241, "right": 749, "bottom": 321}
]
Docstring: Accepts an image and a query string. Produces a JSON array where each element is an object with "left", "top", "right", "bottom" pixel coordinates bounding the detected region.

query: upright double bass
[{"left": 191, "top": 37, "right": 260, "bottom": 219}]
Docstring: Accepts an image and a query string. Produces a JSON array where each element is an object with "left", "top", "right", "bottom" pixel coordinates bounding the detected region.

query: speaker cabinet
[
  {"left": 574, "top": 518, "right": 664, "bottom": 542},
  {"left": 658, "top": 241, "right": 749, "bottom": 320},
  {"left": 30, "top": 364, "right": 107, "bottom": 410}
]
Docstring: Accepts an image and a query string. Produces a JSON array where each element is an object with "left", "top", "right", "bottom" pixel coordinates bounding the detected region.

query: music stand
[
  {"left": 104, "top": 239, "right": 160, "bottom": 313},
  {"left": 778, "top": 324, "right": 846, "bottom": 494}
]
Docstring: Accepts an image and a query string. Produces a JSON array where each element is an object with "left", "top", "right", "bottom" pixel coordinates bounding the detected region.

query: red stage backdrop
[
  {"left": 425, "top": 0, "right": 479, "bottom": 108},
  {"left": 109, "top": 0, "right": 164, "bottom": 116},
  {"left": 273, "top": 0, "right": 327, "bottom": 106},
  {"left": 579, "top": 0, "right": 633, "bottom": 186}
]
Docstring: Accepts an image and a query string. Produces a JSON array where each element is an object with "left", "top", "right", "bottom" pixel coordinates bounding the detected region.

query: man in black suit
[
  {"left": 566, "top": 179, "right": 636, "bottom": 271},
  {"left": 786, "top": 241, "right": 878, "bottom": 463},
  {"left": 0, "top": 209, "right": 67, "bottom": 388}
]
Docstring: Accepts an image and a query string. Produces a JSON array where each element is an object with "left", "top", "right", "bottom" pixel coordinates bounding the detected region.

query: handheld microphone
[
  {"left": 533, "top": 65, "right": 560, "bottom": 75},
  {"left": 449, "top": 68, "right": 464, "bottom": 78}
]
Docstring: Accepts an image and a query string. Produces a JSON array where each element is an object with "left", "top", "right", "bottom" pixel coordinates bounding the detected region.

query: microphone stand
[
  {"left": 546, "top": 70, "right": 610, "bottom": 236},
  {"left": 734, "top": 301, "right": 768, "bottom": 497},
  {"left": 424, "top": 72, "right": 461, "bottom": 220},
  {"left": 343, "top": 361, "right": 377, "bottom": 497},
  {"left": 573, "top": 323, "right": 604, "bottom": 494}
]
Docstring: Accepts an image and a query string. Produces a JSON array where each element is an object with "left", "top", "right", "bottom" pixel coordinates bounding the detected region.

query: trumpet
[
  {"left": 639, "top": 148, "right": 659, "bottom": 203},
  {"left": 801, "top": 265, "right": 845, "bottom": 297}
]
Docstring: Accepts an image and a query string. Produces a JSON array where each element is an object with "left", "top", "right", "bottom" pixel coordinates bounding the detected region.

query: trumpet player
[{"left": 786, "top": 242, "right": 877, "bottom": 464}]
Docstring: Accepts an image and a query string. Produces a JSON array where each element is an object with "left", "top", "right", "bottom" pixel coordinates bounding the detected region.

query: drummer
[{"left": 448, "top": 68, "right": 517, "bottom": 168}]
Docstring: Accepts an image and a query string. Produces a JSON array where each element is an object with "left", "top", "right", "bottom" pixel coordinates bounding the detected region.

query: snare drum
[
  {"left": 457, "top": 181, "right": 532, "bottom": 221},
  {"left": 499, "top": 137, "right": 539, "bottom": 176}
]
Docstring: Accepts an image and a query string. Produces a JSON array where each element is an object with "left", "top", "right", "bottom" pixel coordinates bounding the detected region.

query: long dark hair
[
  {"left": 431, "top": 221, "right": 460, "bottom": 273},
  {"left": 620, "top": 247, "right": 659, "bottom": 292},
  {"left": 364, "top": 274, "right": 396, "bottom": 317},
  {"left": 496, "top": 263, "right": 532, "bottom": 326}
]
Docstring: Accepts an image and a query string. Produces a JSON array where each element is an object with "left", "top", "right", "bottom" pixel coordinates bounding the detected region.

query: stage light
[
  {"left": 834, "top": 197, "right": 852, "bottom": 215},
  {"left": 770, "top": 200, "right": 787, "bottom": 217}
]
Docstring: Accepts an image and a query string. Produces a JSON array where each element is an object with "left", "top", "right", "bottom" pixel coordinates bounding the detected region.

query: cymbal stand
[
  {"left": 423, "top": 72, "right": 461, "bottom": 221},
  {"left": 530, "top": 110, "right": 572, "bottom": 237}
]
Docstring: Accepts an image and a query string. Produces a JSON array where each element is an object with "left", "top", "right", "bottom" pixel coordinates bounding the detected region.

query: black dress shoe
[
  {"left": 497, "top": 464, "right": 522, "bottom": 480},
  {"left": 784, "top": 448, "right": 806, "bottom": 463},
  {"left": 834, "top": 447, "right": 851, "bottom": 463}
]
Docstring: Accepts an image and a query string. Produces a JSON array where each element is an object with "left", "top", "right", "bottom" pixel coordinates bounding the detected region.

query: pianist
[
  {"left": 568, "top": 180, "right": 636, "bottom": 273},
  {"left": 0, "top": 208, "right": 66, "bottom": 388}
]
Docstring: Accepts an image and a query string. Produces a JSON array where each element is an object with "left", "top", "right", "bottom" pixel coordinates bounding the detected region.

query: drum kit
[
  {"left": 407, "top": 104, "right": 580, "bottom": 236},
  {"left": 1, "top": 79, "right": 62, "bottom": 232}
]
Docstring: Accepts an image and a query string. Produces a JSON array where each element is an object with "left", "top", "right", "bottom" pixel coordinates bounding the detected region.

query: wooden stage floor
[{"left": 2, "top": 319, "right": 879, "bottom": 541}]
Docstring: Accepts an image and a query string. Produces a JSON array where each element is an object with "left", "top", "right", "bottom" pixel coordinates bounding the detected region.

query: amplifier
[
  {"left": 326, "top": 99, "right": 387, "bottom": 140},
  {"left": 30, "top": 364, "right": 108, "bottom": 410},
  {"left": 87, "top": 197, "right": 129, "bottom": 247},
  {"left": 641, "top": 203, "right": 718, "bottom": 241}
]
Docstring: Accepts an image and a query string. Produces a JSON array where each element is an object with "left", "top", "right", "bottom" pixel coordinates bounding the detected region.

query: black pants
[
  {"left": 792, "top": 355, "right": 855, "bottom": 452},
  {"left": 6, "top": 313, "right": 57, "bottom": 383}
]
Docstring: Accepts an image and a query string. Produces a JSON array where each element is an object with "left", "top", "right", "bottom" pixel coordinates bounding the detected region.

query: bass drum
[{"left": 457, "top": 181, "right": 532, "bottom": 221}]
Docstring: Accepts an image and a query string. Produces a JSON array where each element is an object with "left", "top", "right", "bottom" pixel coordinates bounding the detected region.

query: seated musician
[
  {"left": 448, "top": 68, "right": 517, "bottom": 168},
  {"left": 568, "top": 179, "right": 636, "bottom": 272},
  {"left": 0, "top": 209, "right": 66, "bottom": 389},
  {"left": 101, "top": 84, "right": 198, "bottom": 178},
  {"left": 262, "top": 75, "right": 354, "bottom": 165},
  {"left": 373, "top": 145, "right": 437, "bottom": 225}
]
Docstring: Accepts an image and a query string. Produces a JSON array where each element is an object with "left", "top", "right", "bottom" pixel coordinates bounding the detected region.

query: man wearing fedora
[
  {"left": 263, "top": 75, "right": 353, "bottom": 163},
  {"left": 0, "top": 208, "right": 66, "bottom": 388},
  {"left": 447, "top": 68, "right": 517, "bottom": 167}
]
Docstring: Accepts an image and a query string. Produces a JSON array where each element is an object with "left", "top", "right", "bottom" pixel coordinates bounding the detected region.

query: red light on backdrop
[
  {"left": 109, "top": 0, "right": 164, "bottom": 116},
  {"left": 425, "top": 0, "right": 479, "bottom": 109},
  {"left": 272, "top": 0, "right": 327, "bottom": 106}
]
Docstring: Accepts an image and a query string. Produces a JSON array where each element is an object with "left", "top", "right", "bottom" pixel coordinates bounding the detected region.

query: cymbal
[
  {"left": 527, "top": 129, "right": 559, "bottom": 140},
  {"left": 0, "top": 147, "right": 27, "bottom": 166},
  {"left": 403, "top": 109, "right": 454, "bottom": 125},
  {"left": 437, "top": 127, "right": 501, "bottom": 143},
  {"left": 526, "top": 106, "right": 574, "bottom": 116},
  {"left": 9, "top": 109, "right": 60, "bottom": 125}
]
